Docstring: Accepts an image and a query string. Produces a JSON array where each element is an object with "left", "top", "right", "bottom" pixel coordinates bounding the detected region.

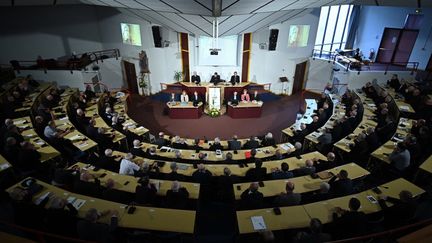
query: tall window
[{"left": 315, "top": 5, "right": 353, "bottom": 54}]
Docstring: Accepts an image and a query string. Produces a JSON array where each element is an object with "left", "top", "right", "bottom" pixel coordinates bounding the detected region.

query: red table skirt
[
  {"left": 227, "top": 105, "right": 262, "bottom": 118},
  {"left": 168, "top": 106, "right": 203, "bottom": 119}
]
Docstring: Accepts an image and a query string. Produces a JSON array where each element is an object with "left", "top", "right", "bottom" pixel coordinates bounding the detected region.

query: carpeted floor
[{"left": 127, "top": 92, "right": 319, "bottom": 141}]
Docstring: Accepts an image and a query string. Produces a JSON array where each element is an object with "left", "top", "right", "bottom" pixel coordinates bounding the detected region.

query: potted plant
[
  {"left": 208, "top": 108, "right": 221, "bottom": 118},
  {"left": 173, "top": 71, "right": 184, "bottom": 82}
]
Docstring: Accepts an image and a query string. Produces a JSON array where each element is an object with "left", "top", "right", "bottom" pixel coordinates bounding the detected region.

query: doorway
[
  {"left": 123, "top": 61, "right": 139, "bottom": 94},
  {"left": 292, "top": 61, "right": 308, "bottom": 95},
  {"left": 376, "top": 28, "right": 419, "bottom": 65}
]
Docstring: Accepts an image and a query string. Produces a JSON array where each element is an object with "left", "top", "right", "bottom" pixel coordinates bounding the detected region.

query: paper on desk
[
  {"left": 72, "top": 199, "right": 86, "bottom": 210},
  {"left": 59, "top": 117, "right": 69, "bottom": 121},
  {"left": 67, "top": 196, "right": 76, "bottom": 204},
  {"left": 35, "top": 192, "right": 51, "bottom": 205},
  {"left": 35, "top": 140, "right": 45, "bottom": 146},
  {"left": 0, "top": 163, "right": 11, "bottom": 170},
  {"left": 251, "top": 216, "right": 267, "bottom": 231},
  {"left": 177, "top": 164, "right": 189, "bottom": 170},
  {"left": 13, "top": 120, "right": 26, "bottom": 125},
  {"left": 77, "top": 142, "right": 89, "bottom": 148},
  {"left": 136, "top": 126, "right": 145, "bottom": 130},
  {"left": 399, "top": 105, "right": 410, "bottom": 111},
  {"left": 68, "top": 135, "right": 82, "bottom": 141},
  {"left": 280, "top": 143, "right": 294, "bottom": 151}
]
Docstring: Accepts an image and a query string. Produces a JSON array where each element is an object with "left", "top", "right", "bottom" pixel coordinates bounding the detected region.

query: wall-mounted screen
[
  {"left": 288, "top": 25, "right": 310, "bottom": 47},
  {"left": 198, "top": 35, "right": 238, "bottom": 66},
  {"left": 121, "top": 23, "right": 142, "bottom": 46}
]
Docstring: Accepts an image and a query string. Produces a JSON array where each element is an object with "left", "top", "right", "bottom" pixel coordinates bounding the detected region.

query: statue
[{"left": 138, "top": 50, "right": 150, "bottom": 74}]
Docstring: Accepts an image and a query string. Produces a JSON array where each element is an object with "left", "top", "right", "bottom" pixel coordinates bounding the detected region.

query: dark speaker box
[
  {"left": 269, "top": 29, "right": 279, "bottom": 51},
  {"left": 152, "top": 26, "right": 162, "bottom": 48}
]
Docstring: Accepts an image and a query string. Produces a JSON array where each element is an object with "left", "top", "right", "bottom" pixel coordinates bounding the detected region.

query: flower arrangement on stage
[{"left": 208, "top": 108, "right": 221, "bottom": 117}]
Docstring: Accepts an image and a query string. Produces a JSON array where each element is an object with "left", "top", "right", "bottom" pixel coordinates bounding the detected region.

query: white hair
[{"left": 105, "top": 149, "right": 113, "bottom": 156}]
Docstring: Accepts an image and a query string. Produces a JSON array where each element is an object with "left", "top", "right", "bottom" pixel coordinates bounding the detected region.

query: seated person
[
  {"left": 273, "top": 181, "right": 301, "bottom": 206},
  {"left": 119, "top": 153, "right": 141, "bottom": 175},
  {"left": 180, "top": 90, "right": 189, "bottom": 103},
  {"left": 295, "top": 218, "right": 332, "bottom": 243},
  {"left": 293, "top": 159, "right": 316, "bottom": 176},
  {"left": 169, "top": 93, "right": 177, "bottom": 103},
  {"left": 251, "top": 90, "right": 260, "bottom": 102},
  {"left": 240, "top": 182, "right": 264, "bottom": 209},
  {"left": 241, "top": 89, "right": 250, "bottom": 102},
  {"left": 389, "top": 142, "right": 411, "bottom": 172},
  {"left": 155, "top": 132, "right": 169, "bottom": 148},
  {"left": 94, "top": 149, "right": 120, "bottom": 172},
  {"left": 209, "top": 137, "right": 223, "bottom": 151},
  {"left": 210, "top": 72, "right": 221, "bottom": 85},
  {"left": 271, "top": 162, "right": 293, "bottom": 179},
  {"left": 191, "top": 71, "right": 201, "bottom": 85},
  {"left": 190, "top": 91, "right": 201, "bottom": 106},
  {"left": 261, "top": 132, "right": 276, "bottom": 146},
  {"left": 313, "top": 152, "right": 337, "bottom": 172},
  {"left": 228, "top": 135, "right": 241, "bottom": 151},
  {"left": 243, "top": 136, "right": 259, "bottom": 150},
  {"left": 165, "top": 162, "right": 186, "bottom": 181},
  {"left": 190, "top": 138, "right": 203, "bottom": 152},
  {"left": 165, "top": 181, "right": 189, "bottom": 209},
  {"left": 387, "top": 74, "right": 401, "bottom": 90},
  {"left": 329, "top": 170, "right": 353, "bottom": 197},
  {"left": 245, "top": 159, "right": 267, "bottom": 181},
  {"left": 230, "top": 71, "right": 240, "bottom": 85},
  {"left": 230, "top": 91, "right": 239, "bottom": 105},
  {"left": 378, "top": 190, "right": 418, "bottom": 228},
  {"left": 130, "top": 139, "right": 146, "bottom": 157},
  {"left": 353, "top": 48, "right": 363, "bottom": 62},
  {"left": 77, "top": 208, "right": 118, "bottom": 243},
  {"left": 135, "top": 176, "right": 157, "bottom": 205},
  {"left": 73, "top": 171, "right": 103, "bottom": 198},
  {"left": 192, "top": 163, "right": 212, "bottom": 184},
  {"left": 332, "top": 198, "right": 368, "bottom": 239}
]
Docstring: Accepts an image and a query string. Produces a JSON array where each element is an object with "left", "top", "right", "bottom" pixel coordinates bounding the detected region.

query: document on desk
[
  {"left": 72, "top": 199, "right": 86, "bottom": 210},
  {"left": 280, "top": 143, "right": 294, "bottom": 151},
  {"left": 251, "top": 216, "right": 267, "bottom": 231}
]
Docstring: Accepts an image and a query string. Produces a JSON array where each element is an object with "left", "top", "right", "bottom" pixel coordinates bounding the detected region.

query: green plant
[
  {"left": 173, "top": 71, "right": 184, "bottom": 82},
  {"left": 208, "top": 108, "right": 220, "bottom": 117},
  {"left": 138, "top": 77, "right": 147, "bottom": 88}
]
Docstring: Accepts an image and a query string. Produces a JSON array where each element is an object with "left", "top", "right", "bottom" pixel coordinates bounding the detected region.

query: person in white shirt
[
  {"left": 119, "top": 153, "right": 140, "bottom": 175},
  {"left": 180, "top": 90, "right": 189, "bottom": 103}
]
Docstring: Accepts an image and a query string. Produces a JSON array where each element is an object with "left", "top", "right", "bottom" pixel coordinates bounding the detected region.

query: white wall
[
  {"left": 356, "top": 6, "right": 432, "bottom": 69},
  {"left": 249, "top": 9, "right": 320, "bottom": 95},
  {"left": 0, "top": 5, "right": 103, "bottom": 64},
  {"left": 306, "top": 57, "right": 334, "bottom": 92},
  {"left": 95, "top": 7, "right": 181, "bottom": 93},
  {"left": 16, "top": 70, "right": 85, "bottom": 90},
  {"left": 188, "top": 34, "right": 243, "bottom": 82}
]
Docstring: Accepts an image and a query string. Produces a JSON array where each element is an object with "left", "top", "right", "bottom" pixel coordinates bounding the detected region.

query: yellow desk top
[
  {"left": 7, "top": 178, "right": 196, "bottom": 233},
  {"left": 233, "top": 163, "right": 370, "bottom": 200},
  {"left": 72, "top": 162, "right": 200, "bottom": 199},
  {"left": 303, "top": 178, "right": 425, "bottom": 224},
  {"left": 140, "top": 142, "right": 296, "bottom": 162},
  {"left": 114, "top": 96, "right": 149, "bottom": 136},
  {"left": 419, "top": 154, "right": 432, "bottom": 174},
  {"left": 0, "top": 154, "right": 12, "bottom": 172},
  {"left": 85, "top": 102, "right": 126, "bottom": 143},
  {"left": 14, "top": 117, "right": 61, "bottom": 162},
  {"left": 236, "top": 206, "right": 310, "bottom": 233},
  {"left": 371, "top": 118, "right": 413, "bottom": 164}
]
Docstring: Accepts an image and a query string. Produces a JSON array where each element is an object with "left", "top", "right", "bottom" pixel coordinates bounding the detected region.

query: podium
[{"left": 208, "top": 87, "right": 221, "bottom": 110}]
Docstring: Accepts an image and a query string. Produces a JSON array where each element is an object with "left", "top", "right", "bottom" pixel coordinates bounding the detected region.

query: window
[{"left": 314, "top": 5, "right": 353, "bottom": 56}]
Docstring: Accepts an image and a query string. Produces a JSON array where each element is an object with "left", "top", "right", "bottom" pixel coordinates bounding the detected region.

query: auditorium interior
[{"left": 1, "top": 0, "right": 432, "bottom": 242}]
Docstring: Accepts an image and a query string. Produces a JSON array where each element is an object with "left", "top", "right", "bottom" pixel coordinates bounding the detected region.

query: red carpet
[{"left": 127, "top": 92, "right": 319, "bottom": 141}]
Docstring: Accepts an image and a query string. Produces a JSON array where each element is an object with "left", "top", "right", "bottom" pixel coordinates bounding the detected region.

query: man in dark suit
[
  {"left": 228, "top": 135, "right": 241, "bottom": 151},
  {"left": 365, "top": 127, "right": 380, "bottom": 152},
  {"left": 313, "top": 152, "right": 336, "bottom": 172},
  {"left": 190, "top": 138, "right": 203, "bottom": 152},
  {"left": 293, "top": 159, "right": 316, "bottom": 176},
  {"left": 230, "top": 71, "right": 240, "bottom": 85},
  {"left": 130, "top": 139, "right": 146, "bottom": 157},
  {"left": 230, "top": 91, "right": 239, "bottom": 105},
  {"left": 261, "top": 132, "right": 276, "bottom": 146},
  {"left": 85, "top": 119, "right": 99, "bottom": 139},
  {"left": 45, "top": 197, "right": 78, "bottom": 236},
  {"left": 240, "top": 182, "right": 264, "bottom": 209},
  {"left": 332, "top": 198, "right": 368, "bottom": 239},
  {"left": 192, "top": 163, "right": 212, "bottom": 184},
  {"left": 273, "top": 181, "right": 301, "bottom": 206},
  {"left": 210, "top": 72, "right": 221, "bottom": 85},
  {"left": 378, "top": 190, "right": 418, "bottom": 228},
  {"left": 190, "top": 91, "right": 201, "bottom": 106},
  {"left": 77, "top": 208, "right": 118, "bottom": 242},
  {"left": 73, "top": 171, "right": 104, "bottom": 198},
  {"left": 154, "top": 132, "right": 169, "bottom": 148},
  {"left": 191, "top": 71, "right": 201, "bottom": 85},
  {"left": 243, "top": 136, "right": 259, "bottom": 150},
  {"left": 209, "top": 137, "right": 223, "bottom": 151},
  {"left": 166, "top": 181, "right": 189, "bottom": 209},
  {"left": 94, "top": 149, "right": 120, "bottom": 172},
  {"left": 165, "top": 162, "right": 186, "bottom": 181},
  {"left": 251, "top": 90, "right": 261, "bottom": 102},
  {"left": 135, "top": 177, "right": 157, "bottom": 205},
  {"left": 329, "top": 170, "right": 353, "bottom": 197},
  {"left": 245, "top": 159, "right": 267, "bottom": 181},
  {"left": 271, "top": 162, "right": 294, "bottom": 179},
  {"left": 102, "top": 179, "right": 134, "bottom": 204},
  {"left": 217, "top": 167, "right": 239, "bottom": 202}
]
